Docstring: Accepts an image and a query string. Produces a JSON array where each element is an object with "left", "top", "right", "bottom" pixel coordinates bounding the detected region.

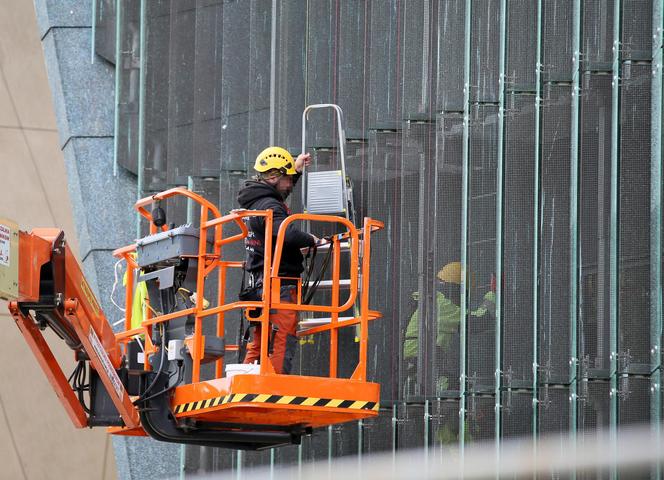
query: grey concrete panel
[
  {"left": 113, "top": 435, "right": 180, "bottom": 480},
  {"left": 81, "top": 248, "right": 127, "bottom": 328},
  {"left": 42, "top": 28, "right": 115, "bottom": 145},
  {"left": 63, "top": 137, "right": 136, "bottom": 259},
  {"left": 33, "top": 0, "right": 92, "bottom": 38}
]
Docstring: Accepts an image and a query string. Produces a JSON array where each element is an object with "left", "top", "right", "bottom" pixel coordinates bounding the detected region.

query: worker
[
  {"left": 403, "top": 262, "right": 496, "bottom": 394},
  {"left": 237, "top": 146, "right": 320, "bottom": 374}
]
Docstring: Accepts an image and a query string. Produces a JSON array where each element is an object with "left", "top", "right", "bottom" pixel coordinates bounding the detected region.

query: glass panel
[
  {"left": 115, "top": 0, "right": 141, "bottom": 175},
  {"left": 397, "top": 403, "right": 426, "bottom": 449},
  {"left": 304, "top": 0, "right": 338, "bottom": 148},
  {"left": 436, "top": 0, "right": 466, "bottom": 112},
  {"left": 503, "top": 93, "right": 536, "bottom": 388},
  {"left": 398, "top": 121, "right": 437, "bottom": 399},
  {"left": 542, "top": 0, "right": 574, "bottom": 82},
  {"left": 501, "top": 392, "right": 533, "bottom": 439},
  {"left": 95, "top": 0, "right": 116, "bottom": 63},
  {"left": 506, "top": 0, "right": 537, "bottom": 91},
  {"left": 166, "top": 2, "right": 196, "bottom": 186},
  {"left": 430, "top": 400, "right": 461, "bottom": 450},
  {"left": 466, "top": 104, "right": 499, "bottom": 394},
  {"left": 367, "top": 0, "right": 401, "bottom": 129},
  {"left": 621, "top": 0, "right": 653, "bottom": 61},
  {"left": 362, "top": 410, "right": 394, "bottom": 453},
  {"left": 366, "top": 130, "right": 401, "bottom": 402},
  {"left": 337, "top": 2, "right": 369, "bottom": 139},
  {"left": 193, "top": 0, "right": 224, "bottom": 177},
  {"left": 582, "top": 0, "right": 615, "bottom": 70},
  {"left": 402, "top": 0, "right": 437, "bottom": 119},
  {"left": 429, "top": 113, "right": 464, "bottom": 397},
  {"left": 618, "top": 63, "right": 652, "bottom": 373},
  {"left": 579, "top": 73, "right": 613, "bottom": 377},
  {"left": 469, "top": 0, "right": 500, "bottom": 102},
  {"left": 143, "top": 1, "right": 172, "bottom": 191},
  {"left": 466, "top": 395, "right": 496, "bottom": 443},
  {"left": 539, "top": 84, "right": 572, "bottom": 385}
]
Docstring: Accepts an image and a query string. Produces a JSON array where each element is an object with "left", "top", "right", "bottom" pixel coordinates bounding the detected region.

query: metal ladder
[
  {"left": 301, "top": 104, "right": 355, "bottom": 226},
  {"left": 300, "top": 104, "right": 359, "bottom": 329}
]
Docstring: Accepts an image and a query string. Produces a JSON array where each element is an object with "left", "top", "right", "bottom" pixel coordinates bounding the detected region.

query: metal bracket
[{"left": 138, "top": 265, "right": 175, "bottom": 290}]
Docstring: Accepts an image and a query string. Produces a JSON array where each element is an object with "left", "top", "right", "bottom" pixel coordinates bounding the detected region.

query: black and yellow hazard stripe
[{"left": 174, "top": 393, "right": 379, "bottom": 415}]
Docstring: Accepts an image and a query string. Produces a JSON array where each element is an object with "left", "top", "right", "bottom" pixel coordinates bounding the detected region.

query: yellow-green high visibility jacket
[{"left": 403, "top": 290, "right": 496, "bottom": 359}]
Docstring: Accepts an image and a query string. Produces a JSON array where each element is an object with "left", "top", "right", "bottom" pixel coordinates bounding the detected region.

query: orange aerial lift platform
[{"left": 1, "top": 187, "right": 383, "bottom": 450}]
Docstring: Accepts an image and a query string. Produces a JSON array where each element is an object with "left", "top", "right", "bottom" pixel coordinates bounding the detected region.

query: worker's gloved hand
[
  {"left": 309, "top": 234, "right": 329, "bottom": 245},
  {"left": 315, "top": 236, "right": 329, "bottom": 246},
  {"left": 300, "top": 235, "right": 329, "bottom": 254},
  {"left": 294, "top": 153, "right": 312, "bottom": 173}
]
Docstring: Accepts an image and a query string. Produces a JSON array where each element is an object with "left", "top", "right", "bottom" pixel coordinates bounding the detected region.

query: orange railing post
[
  {"left": 123, "top": 255, "right": 134, "bottom": 333},
  {"left": 259, "top": 210, "right": 274, "bottom": 374},
  {"left": 329, "top": 236, "right": 340, "bottom": 378},
  {"left": 216, "top": 221, "right": 225, "bottom": 379},
  {"left": 192, "top": 205, "right": 209, "bottom": 383}
]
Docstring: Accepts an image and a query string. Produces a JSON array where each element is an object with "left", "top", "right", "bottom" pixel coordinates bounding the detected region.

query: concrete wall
[
  {"left": 0, "top": 1, "right": 116, "bottom": 478},
  {"left": 28, "top": 1, "right": 182, "bottom": 478}
]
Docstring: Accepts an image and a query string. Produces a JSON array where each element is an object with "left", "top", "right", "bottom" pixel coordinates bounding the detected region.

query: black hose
[
  {"left": 134, "top": 362, "right": 183, "bottom": 405},
  {"left": 300, "top": 244, "right": 317, "bottom": 301},
  {"left": 137, "top": 286, "right": 186, "bottom": 403},
  {"left": 136, "top": 323, "right": 166, "bottom": 401},
  {"left": 69, "top": 360, "right": 91, "bottom": 414},
  {"left": 302, "top": 238, "right": 334, "bottom": 305}
]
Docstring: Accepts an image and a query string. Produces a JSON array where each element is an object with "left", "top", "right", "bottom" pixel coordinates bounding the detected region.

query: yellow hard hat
[
  {"left": 254, "top": 146, "right": 296, "bottom": 175},
  {"left": 437, "top": 262, "right": 462, "bottom": 284}
]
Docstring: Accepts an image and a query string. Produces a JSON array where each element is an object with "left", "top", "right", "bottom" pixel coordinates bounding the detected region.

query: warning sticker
[
  {"left": 80, "top": 279, "right": 101, "bottom": 316},
  {"left": 0, "top": 224, "right": 11, "bottom": 267},
  {"left": 88, "top": 328, "right": 125, "bottom": 399}
]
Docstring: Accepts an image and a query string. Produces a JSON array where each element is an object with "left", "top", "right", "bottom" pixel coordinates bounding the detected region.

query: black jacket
[{"left": 237, "top": 177, "right": 315, "bottom": 278}]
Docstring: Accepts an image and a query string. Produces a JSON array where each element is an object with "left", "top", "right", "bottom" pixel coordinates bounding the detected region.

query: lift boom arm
[{"left": 6, "top": 228, "right": 139, "bottom": 428}]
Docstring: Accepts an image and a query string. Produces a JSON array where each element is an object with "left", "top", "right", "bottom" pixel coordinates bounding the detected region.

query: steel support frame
[
  {"left": 532, "top": 0, "right": 543, "bottom": 450},
  {"left": 651, "top": 2, "right": 663, "bottom": 478},
  {"left": 136, "top": 0, "right": 147, "bottom": 238},
  {"left": 569, "top": 0, "right": 582, "bottom": 469},
  {"left": 609, "top": 1, "right": 622, "bottom": 477},
  {"left": 459, "top": 0, "right": 472, "bottom": 458},
  {"left": 494, "top": 0, "right": 508, "bottom": 467},
  {"left": 113, "top": 0, "right": 123, "bottom": 177}
]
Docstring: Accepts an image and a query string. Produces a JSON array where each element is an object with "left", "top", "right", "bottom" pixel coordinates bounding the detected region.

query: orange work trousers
[{"left": 244, "top": 286, "right": 298, "bottom": 374}]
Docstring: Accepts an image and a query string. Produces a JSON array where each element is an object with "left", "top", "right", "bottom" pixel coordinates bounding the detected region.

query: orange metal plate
[{"left": 172, "top": 374, "right": 380, "bottom": 429}]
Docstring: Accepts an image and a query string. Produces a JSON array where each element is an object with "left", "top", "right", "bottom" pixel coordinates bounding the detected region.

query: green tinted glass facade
[{"left": 97, "top": 0, "right": 662, "bottom": 475}]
